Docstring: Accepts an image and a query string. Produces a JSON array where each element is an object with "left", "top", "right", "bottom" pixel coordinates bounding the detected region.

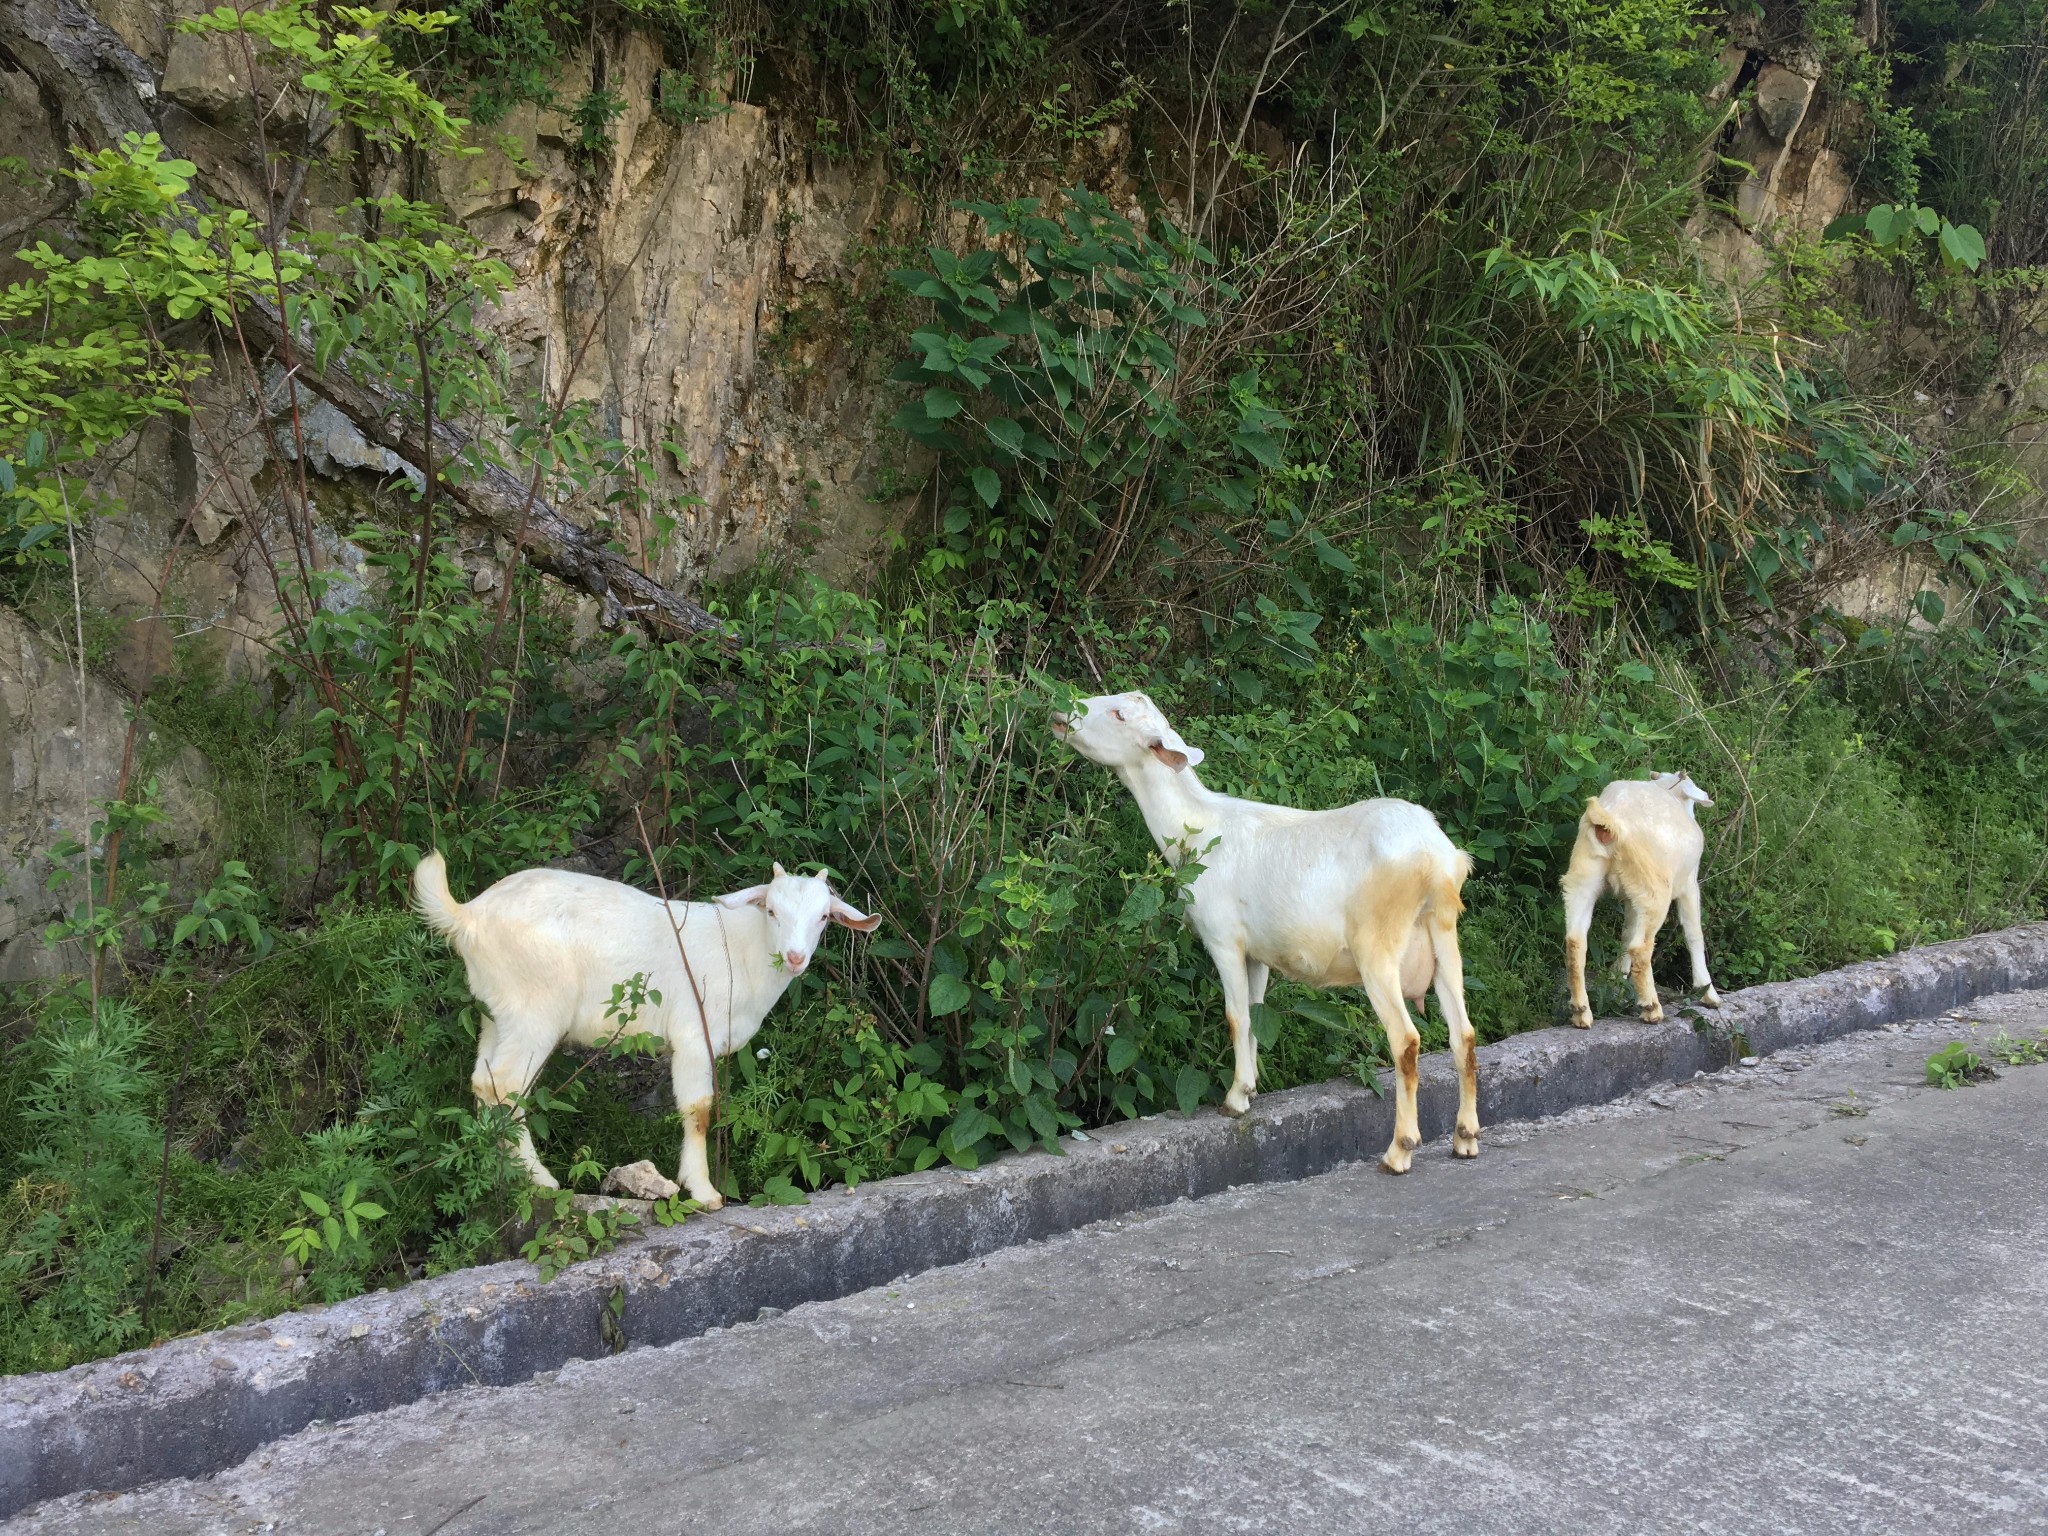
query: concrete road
[{"left": 18, "top": 990, "right": 2048, "bottom": 1535}]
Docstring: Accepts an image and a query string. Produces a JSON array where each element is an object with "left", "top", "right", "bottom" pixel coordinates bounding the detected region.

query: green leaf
[
  {"left": 1616, "top": 661, "right": 1655, "bottom": 683},
  {"left": 1230, "top": 428, "right": 1282, "bottom": 468},
  {"left": 1022, "top": 1094, "right": 1059, "bottom": 1142},
  {"left": 1117, "top": 882, "right": 1164, "bottom": 926},
  {"left": 970, "top": 466, "right": 1001, "bottom": 508},
  {"left": 300, "top": 1191, "right": 331, "bottom": 1218},
  {"left": 1938, "top": 221, "right": 1986, "bottom": 272},
  {"left": 1106, "top": 1035, "right": 1141, "bottom": 1073},
  {"left": 1290, "top": 997, "right": 1351, "bottom": 1031},
  {"left": 1310, "top": 531, "right": 1357, "bottom": 573},
  {"left": 923, "top": 385, "right": 964, "bottom": 420},
  {"left": 1174, "top": 1064, "right": 1209, "bottom": 1117},
  {"left": 1913, "top": 589, "right": 1946, "bottom": 626},
  {"left": 1864, "top": 205, "right": 1899, "bottom": 244},
  {"left": 1249, "top": 1003, "right": 1282, "bottom": 1048},
  {"left": 352, "top": 1201, "right": 387, "bottom": 1221},
  {"left": 983, "top": 416, "right": 1025, "bottom": 458},
  {"left": 929, "top": 973, "right": 974, "bottom": 1016}
]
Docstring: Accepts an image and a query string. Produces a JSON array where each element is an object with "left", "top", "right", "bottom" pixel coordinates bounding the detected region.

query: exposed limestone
[
  {"left": 0, "top": 609, "right": 217, "bottom": 983},
  {"left": 601, "top": 1161, "right": 682, "bottom": 1201}
]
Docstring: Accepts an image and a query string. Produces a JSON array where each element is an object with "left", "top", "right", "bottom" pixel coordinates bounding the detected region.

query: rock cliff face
[
  {"left": 4, "top": 0, "right": 928, "bottom": 680},
  {"left": 1, "top": 607, "right": 216, "bottom": 980}
]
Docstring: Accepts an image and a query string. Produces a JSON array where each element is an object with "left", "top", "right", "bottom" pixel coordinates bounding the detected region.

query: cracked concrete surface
[{"left": 17, "top": 988, "right": 2048, "bottom": 1534}]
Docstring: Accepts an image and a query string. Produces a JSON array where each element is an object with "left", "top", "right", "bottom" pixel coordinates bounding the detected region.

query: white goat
[
  {"left": 414, "top": 852, "right": 880, "bottom": 1208},
  {"left": 1560, "top": 772, "right": 1721, "bottom": 1028},
  {"left": 1054, "top": 691, "right": 1478, "bottom": 1174}
]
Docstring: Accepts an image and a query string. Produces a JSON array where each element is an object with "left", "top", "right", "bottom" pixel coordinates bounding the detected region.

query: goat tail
[
  {"left": 413, "top": 850, "right": 470, "bottom": 946},
  {"left": 1433, "top": 846, "right": 1474, "bottom": 920}
]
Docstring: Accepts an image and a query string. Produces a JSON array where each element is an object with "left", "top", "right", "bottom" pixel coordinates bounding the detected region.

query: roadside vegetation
[{"left": 2, "top": 0, "right": 2045, "bottom": 1372}]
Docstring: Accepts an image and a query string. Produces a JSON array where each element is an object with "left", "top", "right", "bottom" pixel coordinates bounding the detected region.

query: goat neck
[{"left": 1115, "top": 756, "right": 1226, "bottom": 865}]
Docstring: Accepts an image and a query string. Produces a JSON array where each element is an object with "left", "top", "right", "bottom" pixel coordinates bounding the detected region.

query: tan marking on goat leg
[
  {"left": 1397, "top": 1036, "right": 1421, "bottom": 1149},
  {"left": 677, "top": 1096, "right": 724, "bottom": 1210},
  {"left": 1631, "top": 945, "right": 1662, "bottom": 1021}
]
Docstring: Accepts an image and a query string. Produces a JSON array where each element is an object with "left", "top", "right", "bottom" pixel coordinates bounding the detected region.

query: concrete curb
[{"left": 7, "top": 921, "right": 2048, "bottom": 1515}]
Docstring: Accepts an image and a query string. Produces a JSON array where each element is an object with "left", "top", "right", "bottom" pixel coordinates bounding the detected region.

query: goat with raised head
[
  {"left": 1560, "top": 771, "right": 1720, "bottom": 1028},
  {"left": 414, "top": 853, "right": 880, "bottom": 1208},
  {"left": 1053, "top": 691, "right": 1478, "bottom": 1174}
]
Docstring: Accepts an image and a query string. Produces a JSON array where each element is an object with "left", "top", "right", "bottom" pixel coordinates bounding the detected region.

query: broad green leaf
[
  {"left": 1249, "top": 1003, "right": 1282, "bottom": 1048},
  {"left": 1939, "top": 221, "right": 1986, "bottom": 272},
  {"left": 928, "top": 973, "right": 974, "bottom": 1016}
]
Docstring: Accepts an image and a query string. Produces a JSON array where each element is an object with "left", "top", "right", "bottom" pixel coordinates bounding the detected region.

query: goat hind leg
[
  {"left": 1429, "top": 919, "right": 1480, "bottom": 1159},
  {"left": 1360, "top": 959, "right": 1423, "bottom": 1173}
]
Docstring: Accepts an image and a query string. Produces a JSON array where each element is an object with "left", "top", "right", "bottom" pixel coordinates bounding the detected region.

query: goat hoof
[
  {"left": 1452, "top": 1131, "right": 1480, "bottom": 1160},
  {"left": 690, "top": 1190, "right": 725, "bottom": 1212},
  {"left": 1641, "top": 1004, "right": 1665, "bottom": 1024},
  {"left": 1221, "top": 1088, "right": 1252, "bottom": 1117},
  {"left": 1568, "top": 1006, "right": 1593, "bottom": 1029},
  {"left": 1378, "top": 1150, "right": 1412, "bottom": 1175},
  {"left": 1700, "top": 988, "right": 1722, "bottom": 1009}
]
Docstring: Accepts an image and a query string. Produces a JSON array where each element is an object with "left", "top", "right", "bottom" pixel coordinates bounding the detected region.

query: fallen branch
[
  {"left": 0, "top": 0, "right": 158, "bottom": 149},
  {"left": 236, "top": 299, "right": 729, "bottom": 640}
]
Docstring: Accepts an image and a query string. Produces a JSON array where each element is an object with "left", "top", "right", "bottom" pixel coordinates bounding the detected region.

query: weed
[
  {"left": 1985, "top": 1031, "right": 2048, "bottom": 1067},
  {"left": 1925, "top": 1041, "right": 1996, "bottom": 1089}
]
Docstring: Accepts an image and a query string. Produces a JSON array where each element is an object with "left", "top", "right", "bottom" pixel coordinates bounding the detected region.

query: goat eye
[{"left": 1112, "top": 708, "right": 1126, "bottom": 722}]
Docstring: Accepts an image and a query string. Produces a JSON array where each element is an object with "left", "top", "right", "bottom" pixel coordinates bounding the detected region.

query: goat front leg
[
  {"left": 1561, "top": 867, "right": 1602, "bottom": 1029},
  {"left": 1677, "top": 877, "right": 1720, "bottom": 1007},
  {"left": 472, "top": 1018, "right": 560, "bottom": 1189},
  {"left": 1206, "top": 940, "right": 1259, "bottom": 1116},
  {"left": 1622, "top": 896, "right": 1669, "bottom": 1022},
  {"left": 671, "top": 1049, "right": 725, "bottom": 1210}
]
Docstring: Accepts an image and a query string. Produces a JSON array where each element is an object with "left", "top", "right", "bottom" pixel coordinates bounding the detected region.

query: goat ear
[
  {"left": 1669, "top": 774, "right": 1714, "bottom": 807},
  {"left": 771, "top": 861, "right": 788, "bottom": 879},
  {"left": 829, "top": 897, "right": 882, "bottom": 933},
  {"left": 1147, "top": 726, "right": 1204, "bottom": 770},
  {"left": 716, "top": 883, "right": 771, "bottom": 910}
]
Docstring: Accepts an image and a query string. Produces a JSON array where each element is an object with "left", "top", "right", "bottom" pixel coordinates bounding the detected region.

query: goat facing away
[
  {"left": 1560, "top": 772, "right": 1721, "bottom": 1029},
  {"left": 1053, "top": 691, "right": 1478, "bottom": 1174},
  {"left": 414, "top": 852, "right": 880, "bottom": 1208}
]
